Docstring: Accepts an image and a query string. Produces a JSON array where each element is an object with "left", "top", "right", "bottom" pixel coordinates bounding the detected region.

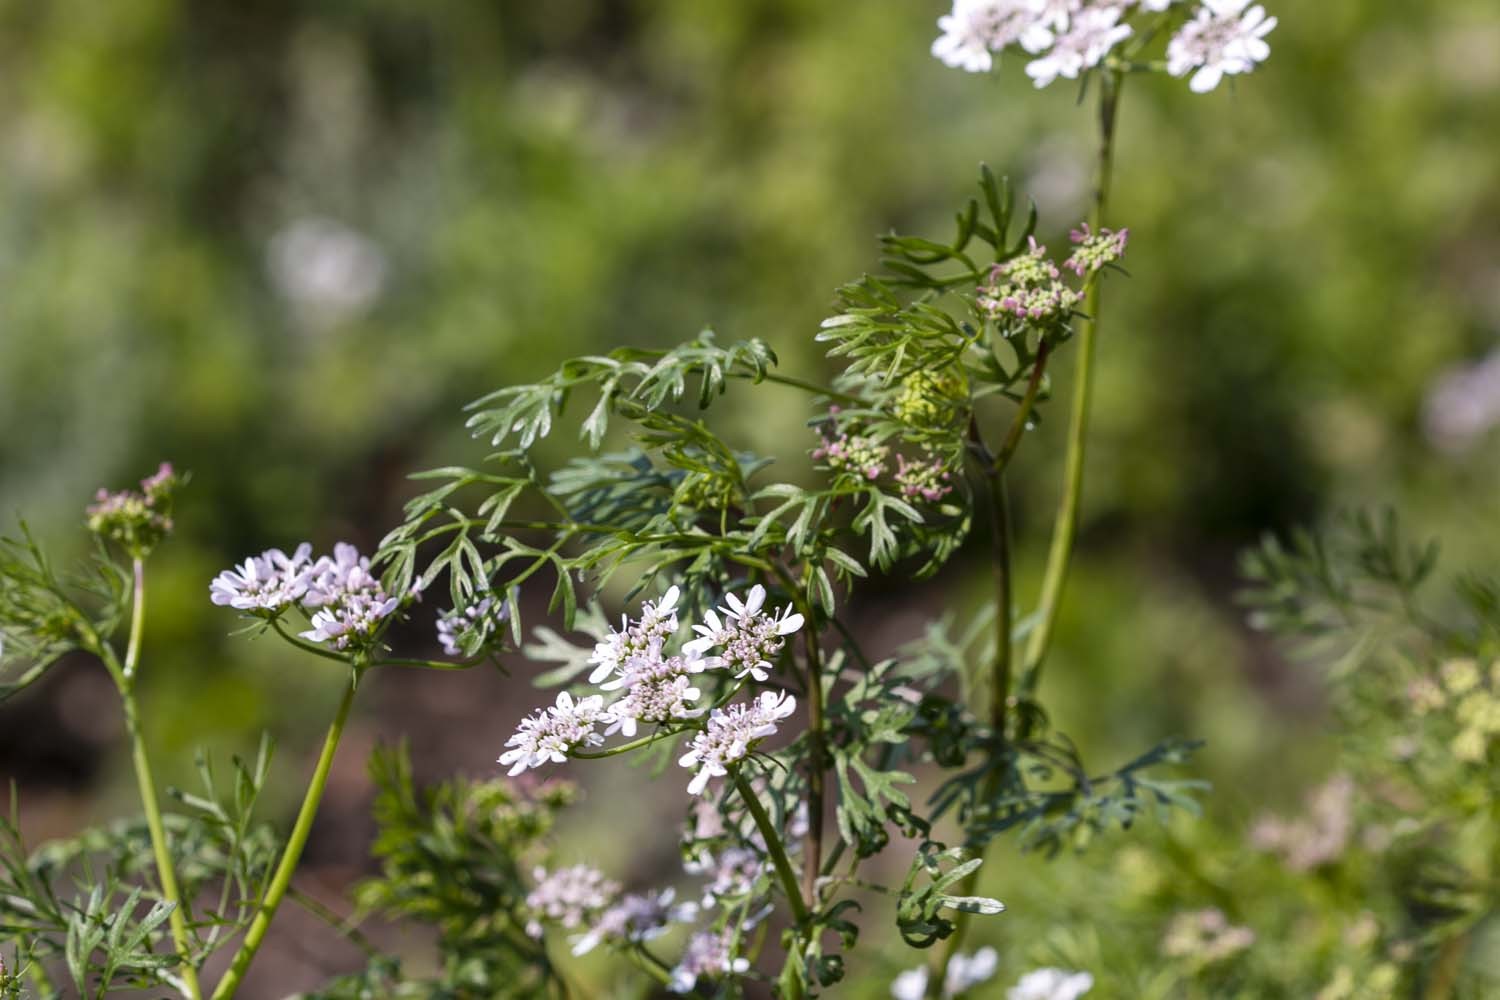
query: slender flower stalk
[
  {"left": 935, "top": 69, "right": 1125, "bottom": 999},
  {"left": 210, "top": 668, "right": 360, "bottom": 1000},
  {"left": 114, "top": 558, "right": 204, "bottom": 1000},
  {"left": 1022, "top": 68, "right": 1125, "bottom": 692}
]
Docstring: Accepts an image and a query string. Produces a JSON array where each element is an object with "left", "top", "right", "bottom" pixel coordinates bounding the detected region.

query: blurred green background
[{"left": 2, "top": 0, "right": 1499, "bottom": 995}]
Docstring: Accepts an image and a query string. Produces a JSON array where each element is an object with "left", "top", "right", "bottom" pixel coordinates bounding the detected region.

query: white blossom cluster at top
[
  {"left": 932, "top": 0, "right": 1276, "bottom": 93},
  {"left": 498, "top": 585, "right": 804, "bottom": 796}
]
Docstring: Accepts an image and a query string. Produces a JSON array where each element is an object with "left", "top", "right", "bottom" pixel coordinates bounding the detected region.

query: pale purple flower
[
  {"left": 524, "top": 864, "right": 620, "bottom": 939},
  {"left": 300, "top": 590, "right": 400, "bottom": 650},
  {"left": 669, "top": 928, "right": 753, "bottom": 994},
  {"left": 436, "top": 595, "right": 508, "bottom": 656},
  {"left": 1025, "top": 5, "right": 1133, "bottom": 88},
  {"left": 685, "top": 846, "right": 767, "bottom": 907},
  {"left": 683, "top": 585, "right": 805, "bottom": 682},
  {"left": 210, "top": 543, "right": 314, "bottom": 613},
  {"left": 571, "top": 888, "right": 697, "bottom": 956},
  {"left": 499, "top": 692, "right": 612, "bottom": 776},
  {"left": 1009, "top": 969, "right": 1095, "bottom": 1000},
  {"left": 679, "top": 690, "right": 797, "bottom": 795},
  {"left": 1167, "top": 0, "right": 1277, "bottom": 93}
]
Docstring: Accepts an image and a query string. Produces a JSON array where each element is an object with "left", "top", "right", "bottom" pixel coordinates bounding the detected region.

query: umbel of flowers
[
  {"left": 499, "top": 586, "right": 803, "bottom": 795},
  {"left": 932, "top": 0, "right": 1276, "bottom": 94}
]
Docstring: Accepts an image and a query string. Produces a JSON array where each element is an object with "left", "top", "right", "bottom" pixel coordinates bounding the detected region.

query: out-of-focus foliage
[
  {"left": 948, "top": 514, "right": 1500, "bottom": 999},
  {"left": 301, "top": 744, "right": 574, "bottom": 1000}
]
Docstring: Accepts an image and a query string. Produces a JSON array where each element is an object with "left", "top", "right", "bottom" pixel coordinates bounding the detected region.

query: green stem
[
  {"left": 989, "top": 340, "right": 1053, "bottom": 476},
  {"left": 731, "top": 769, "right": 810, "bottom": 926},
  {"left": 116, "top": 559, "right": 204, "bottom": 1000},
  {"left": 928, "top": 469, "right": 1013, "bottom": 998},
  {"left": 210, "top": 669, "right": 359, "bottom": 1000},
  {"left": 762, "top": 371, "right": 865, "bottom": 408},
  {"left": 1021, "top": 69, "right": 1124, "bottom": 694}
]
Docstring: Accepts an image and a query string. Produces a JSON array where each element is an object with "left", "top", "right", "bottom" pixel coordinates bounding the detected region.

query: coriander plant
[{"left": 0, "top": 2, "right": 1287, "bottom": 997}]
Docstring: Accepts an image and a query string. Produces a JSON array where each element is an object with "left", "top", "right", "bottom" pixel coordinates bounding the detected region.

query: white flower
[
  {"left": 498, "top": 691, "right": 612, "bottom": 776},
  {"left": 1134, "top": 0, "right": 1176, "bottom": 10},
  {"left": 947, "top": 947, "right": 1000, "bottom": 994},
  {"left": 678, "top": 690, "right": 797, "bottom": 795},
  {"left": 1008, "top": 968, "right": 1095, "bottom": 1000},
  {"left": 891, "top": 947, "right": 1000, "bottom": 999},
  {"left": 684, "top": 585, "right": 805, "bottom": 682},
  {"left": 892, "top": 967, "right": 930, "bottom": 1000},
  {"left": 1025, "top": 5, "right": 1133, "bottom": 88},
  {"left": 1167, "top": 0, "right": 1277, "bottom": 93},
  {"left": 669, "top": 928, "right": 753, "bottom": 994},
  {"left": 587, "top": 586, "right": 681, "bottom": 684},
  {"left": 932, "top": 0, "right": 1055, "bottom": 73},
  {"left": 209, "top": 543, "right": 313, "bottom": 612},
  {"left": 571, "top": 888, "right": 697, "bottom": 956},
  {"left": 524, "top": 864, "right": 620, "bottom": 938},
  {"left": 602, "top": 651, "right": 706, "bottom": 738}
]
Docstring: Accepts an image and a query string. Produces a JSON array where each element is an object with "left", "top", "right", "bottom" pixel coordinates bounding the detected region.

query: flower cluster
[
  {"left": 684, "top": 845, "right": 767, "bottom": 907},
  {"left": 1166, "top": 0, "right": 1277, "bottom": 94},
  {"left": 932, "top": 0, "right": 1275, "bottom": 94},
  {"left": 1160, "top": 908, "right": 1256, "bottom": 967},
  {"left": 891, "top": 946, "right": 999, "bottom": 999},
  {"left": 501, "top": 587, "right": 802, "bottom": 794},
  {"left": 670, "top": 929, "right": 753, "bottom": 995},
  {"left": 1249, "top": 773, "right": 1354, "bottom": 871},
  {"left": 435, "top": 594, "right": 509, "bottom": 657},
  {"left": 679, "top": 690, "right": 798, "bottom": 795},
  {"left": 892, "top": 367, "right": 968, "bottom": 428},
  {"left": 523, "top": 864, "right": 620, "bottom": 938},
  {"left": 978, "top": 237, "right": 1081, "bottom": 324},
  {"left": 813, "top": 425, "right": 891, "bottom": 481},
  {"left": 86, "top": 462, "right": 181, "bottom": 556},
  {"left": 685, "top": 585, "right": 804, "bottom": 682},
  {"left": 1064, "top": 223, "right": 1129, "bottom": 276},
  {"left": 1408, "top": 658, "right": 1500, "bottom": 764},
  {"left": 523, "top": 864, "right": 749, "bottom": 995},
  {"left": 210, "top": 540, "right": 402, "bottom": 652},
  {"left": 298, "top": 543, "right": 400, "bottom": 651},
  {"left": 571, "top": 888, "right": 697, "bottom": 956},
  {"left": 895, "top": 452, "right": 955, "bottom": 503},
  {"left": 499, "top": 692, "right": 612, "bottom": 776},
  {"left": 601, "top": 649, "right": 707, "bottom": 738},
  {"left": 210, "top": 544, "right": 314, "bottom": 613},
  {"left": 588, "top": 586, "right": 683, "bottom": 684}
]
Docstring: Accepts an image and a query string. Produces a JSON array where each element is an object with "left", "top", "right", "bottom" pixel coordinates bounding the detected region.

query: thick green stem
[
  {"left": 1022, "top": 69, "right": 1124, "bottom": 693},
  {"left": 731, "top": 770, "right": 809, "bottom": 926},
  {"left": 117, "top": 559, "right": 204, "bottom": 1000},
  {"left": 210, "top": 670, "right": 358, "bottom": 1000}
]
